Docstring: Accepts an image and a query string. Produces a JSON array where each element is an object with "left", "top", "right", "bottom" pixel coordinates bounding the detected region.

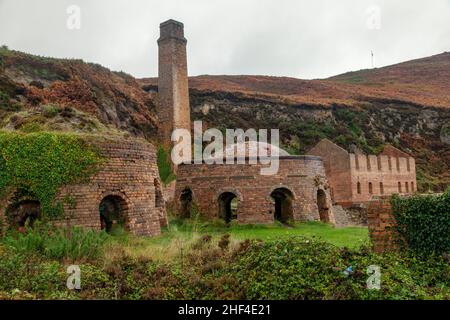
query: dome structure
[{"left": 204, "top": 141, "right": 290, "bottom": 162}]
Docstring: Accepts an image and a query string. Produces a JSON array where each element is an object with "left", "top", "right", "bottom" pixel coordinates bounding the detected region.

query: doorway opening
[{"left": 271, "top": 188, "right": 294, "bottom": 223}]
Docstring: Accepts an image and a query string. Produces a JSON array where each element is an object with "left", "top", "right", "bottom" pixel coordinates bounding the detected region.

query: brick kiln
[
  {"left": 1, "top": 137, "right": 165, "bottom": 237},
  {"left": 175, "top": 152, "right": 335, "bottom": 224}
]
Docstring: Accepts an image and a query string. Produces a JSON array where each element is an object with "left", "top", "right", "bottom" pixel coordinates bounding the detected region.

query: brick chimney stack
[{"left": 157, "top": 19, "right": 191, "bottom": 148}]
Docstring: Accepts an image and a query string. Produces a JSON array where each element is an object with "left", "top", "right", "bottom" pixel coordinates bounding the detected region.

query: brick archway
[
  {"left": 179, "top": 187, "right": 195, "bottom": 218},
  {"left": 270, "top": 187, "right": 295, "bottom": 223},
  {"left": 6, "top": 200, "right": 41, "bottom": 230},
  {"left": 317, "top": 189, "right": 330, "bottom": 222},
  {"left": 216, "top": 189, "right": 243, "bottom": 223},
  {"left": 98, "top": 191, "right": 130, "bottom": 233},
  {"left": 3, "top": 189, "right": 41, "bottom": 231}
]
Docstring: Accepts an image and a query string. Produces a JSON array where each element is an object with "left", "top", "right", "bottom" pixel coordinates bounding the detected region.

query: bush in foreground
[
  {"left": 0, "top": 235, "right": 448, "bottom": 300},
  {"left": 391, "top": 189, "right": 450, "bottom": 256}
]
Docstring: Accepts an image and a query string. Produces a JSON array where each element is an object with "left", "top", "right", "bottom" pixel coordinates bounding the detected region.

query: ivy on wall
[
  {"left": 157, "top": 145, "right": 176, "bottom": 186},
  {"left": 391, "top": 189, "right": 450, "bottom": 256},
  {"left": 0, "top": 131, "right": 102, "bottom": 218}
]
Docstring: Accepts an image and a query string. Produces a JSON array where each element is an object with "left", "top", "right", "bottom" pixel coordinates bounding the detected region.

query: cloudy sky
[{"left": 0, "top": 0, "right": 449, "bottom": 79}]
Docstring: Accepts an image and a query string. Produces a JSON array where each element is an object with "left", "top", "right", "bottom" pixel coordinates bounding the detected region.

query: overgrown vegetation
[
  {"left": 157, "top": 145, "right": 176, "bottom": 185},
  {"left": 0, "top": 90, "right": 20, "bottom": 112},
  {"left": 0, "top": 230, "right": 448, "bottom": 300},
  {"left": 0, "top": 131, "right": 102, "bottom": 218},
  {"left": 333, "top": 108, "right": 384, "bottom": 154},
  {"left": 391, "top": 189, "right": 450, "bottom": 256},
  {"left": 2, "top": 222, "right": 108, "bottom": 261}
]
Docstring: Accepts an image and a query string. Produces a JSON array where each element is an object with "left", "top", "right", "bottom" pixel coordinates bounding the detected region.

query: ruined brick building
[
  {"left": 0, "top": 19, "right": 417, "bottom": 235},
  {"left": 309, "top": 139, "right": 417, "bottom": 207},
  {"left": 159, "top": 19, "right": 417, "bottom": 226}
]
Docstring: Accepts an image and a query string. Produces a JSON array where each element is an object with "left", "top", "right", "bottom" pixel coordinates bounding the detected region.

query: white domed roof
[{"left": 204, "top": 141, "right": 289, "bottom": 161}]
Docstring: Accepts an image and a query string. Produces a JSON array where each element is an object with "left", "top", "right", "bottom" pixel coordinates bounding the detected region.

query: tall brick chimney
[{"left": 157, "top": 19, "right": 191, "bottom": 148}]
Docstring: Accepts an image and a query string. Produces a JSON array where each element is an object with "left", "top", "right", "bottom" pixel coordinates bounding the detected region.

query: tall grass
[{"left": 2, "top": 223, "right": 108, "bottom": 261}]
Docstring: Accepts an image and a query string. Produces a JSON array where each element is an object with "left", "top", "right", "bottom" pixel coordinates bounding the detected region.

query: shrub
[
  {"left": 42, "top": 104, "right": 60, "bottom": 118},
  {"left": 2, "top": 223, "right": 109, "bottom": 261},
  {"left": 0, "top": 236, "right": 448, "bottom": 299},
  {"left": 391, "top": 189, "right": 450, "bottom": 256},
  {"left": 0, "top": 91, "right": 10, "bottom": 110},
  {"left": 228, "top": 237, "right": 449, "bottom": 300}
]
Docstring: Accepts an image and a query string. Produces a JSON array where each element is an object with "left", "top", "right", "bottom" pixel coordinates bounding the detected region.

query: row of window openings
[
  {"left": 356, "top": 181, "right": 414, "bottom": 195},
  {"left": 355, "top": 156, "right": 411, "bottom": 172}
]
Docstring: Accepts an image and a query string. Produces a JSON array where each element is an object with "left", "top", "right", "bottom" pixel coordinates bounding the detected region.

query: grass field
[{"left": 105, "top": 218, "right": 369, "bottom": 263}]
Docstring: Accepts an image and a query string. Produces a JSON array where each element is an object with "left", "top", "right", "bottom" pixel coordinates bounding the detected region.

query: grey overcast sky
[{"left": 0, "top": 0, "right": 449, "bottom": 79}]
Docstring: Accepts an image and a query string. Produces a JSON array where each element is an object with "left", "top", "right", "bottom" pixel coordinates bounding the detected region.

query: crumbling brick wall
[{"left": 367, "top": 197, "right": 401, "bottom": 253}]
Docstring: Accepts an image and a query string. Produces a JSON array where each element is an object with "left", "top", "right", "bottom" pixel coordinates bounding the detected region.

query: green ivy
[
  {"left": 0, "top": 131, "right": 102, "bottom": 219},
  {"left": 157, "top": 145, "right": 176, "bottom": 185},
  {"left": 391, "top": 189, "right": 450, "bottom": 256}
]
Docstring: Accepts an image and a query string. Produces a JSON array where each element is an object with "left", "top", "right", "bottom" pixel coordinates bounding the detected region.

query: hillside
[
  {"left": 0, "top": 46, "right": 158, "bottom": 139},
  {"left": 141, "top": 53, "right": 450, "bottom": 191},
  {"left": 144, "top": 52, "right": 450, "bottom": 108},
  {"left": 0, "top": 46, "right": 449, "bottom": 191}
]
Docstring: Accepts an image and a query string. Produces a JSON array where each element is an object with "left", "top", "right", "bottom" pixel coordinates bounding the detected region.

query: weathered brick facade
[
  {"left": 175, "top": 156, "right": 335, "bottom": 224},
  {"left": 1, "top": 138, "right": 164, "bottom": 237},
  {"left": 367, "top": 197, "right": 402, "bottom": 253},
  {"left": 309, "top": 139, "right": 417, "bottom": 207}
]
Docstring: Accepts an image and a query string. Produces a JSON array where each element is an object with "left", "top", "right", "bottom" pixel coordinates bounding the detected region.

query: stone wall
[
  {"left": 333, "top": 204, "right": 368, "bottom": 227},
  {"left": 175, "top": 156, "right": 335, "bottom": 224},
  {"left": 367, "top": 197, "right": 401, "bottom": 253},
  {"left": 0, "top": 138, "right": 164, "bottom": 237}
]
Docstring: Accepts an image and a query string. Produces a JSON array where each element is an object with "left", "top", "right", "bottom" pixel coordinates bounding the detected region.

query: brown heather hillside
[
  {"left": 0, "top": 46, "right": 448, "bottom": 191},
  {"left": 0, "top": 47, "right": 158, "bottom": 139},
  {"left": 144, "top": 52, "right": 450, "bottom": 108}
]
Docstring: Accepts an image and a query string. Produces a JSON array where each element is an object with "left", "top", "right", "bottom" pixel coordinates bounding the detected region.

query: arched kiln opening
[
  {"left": 270, "top": 188, "right": 294, "bottom": 223},
  {"left": 218, "top": 192, "right": 238, "bottom": 223},
  {"left": 317, "top": 189, "right": 330, "bottom": 223},
  {"left": 6, "top": 199, "right": 41, "bottom": 230},
  {"left": 99, "top": 195, "right": 129, "bottom": 233},
  {"left": 179, "top": 188, "right": 193, "bottom": 218}
]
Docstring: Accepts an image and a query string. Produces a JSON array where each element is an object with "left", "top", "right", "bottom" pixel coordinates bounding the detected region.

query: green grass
[
  {"left": 225, "top": 222, "right": 369, "bottom": 248},
  {"left": 129, "top": 218, "right": 367, "bottom": 249},
  {"left": 104, "top": 219, "right": 369, "bottom": 264}
]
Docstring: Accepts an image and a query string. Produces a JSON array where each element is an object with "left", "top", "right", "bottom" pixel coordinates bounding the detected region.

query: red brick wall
[
  {"left": 309, "top": 139, "right": 417, "bottom": 207},
  {"left": 349, "top": 153, "right": 416, "bottom": 203},
  {"left": 0, "top": 138, "right": 164, "bottom": 237},
  {"left": 175, "top": 156, "right": 335, "bottom": 224},
  {"left": 308, "top": 139, "right": 352, "bottom": 204},
  {"left": 367, "top": 197, "right": 401, "bottom": 253}
]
